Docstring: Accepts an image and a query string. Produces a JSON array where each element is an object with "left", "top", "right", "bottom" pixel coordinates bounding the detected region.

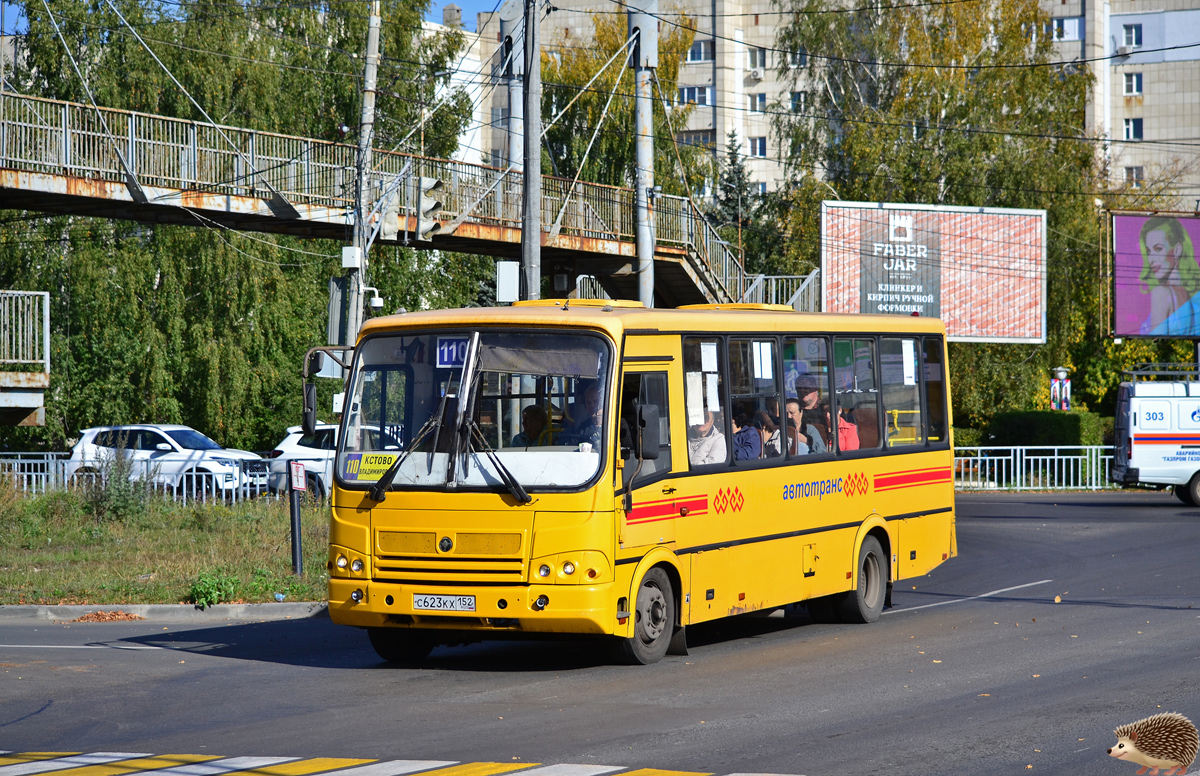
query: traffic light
[{"left": 416, "top": 176, "right": 445, "bottom": 241}]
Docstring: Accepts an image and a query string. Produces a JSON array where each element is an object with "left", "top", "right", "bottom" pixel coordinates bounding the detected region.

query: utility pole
[
  {"left": 499, "top": 0, "right": 523, "bottom": 172},
  {"left": 520, "top": 0, "right": 541, "bottom": 300},
  {"left": 629, "top": 0, "right": 657, "bottom": 308},
  {"left": 347, "top": 0, "right": 382, "bottom": 344}
]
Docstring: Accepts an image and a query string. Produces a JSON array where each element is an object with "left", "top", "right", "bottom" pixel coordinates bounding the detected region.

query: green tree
[{"left": 542, "top": 9, "right": 711, "bottom": 195}]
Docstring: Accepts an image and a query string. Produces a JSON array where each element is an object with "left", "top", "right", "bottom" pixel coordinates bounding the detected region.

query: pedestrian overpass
[{"left": 0, "top": 91, "right": 817, "bottom": 308}]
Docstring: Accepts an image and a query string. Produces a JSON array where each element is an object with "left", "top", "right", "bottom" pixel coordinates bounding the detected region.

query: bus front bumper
[{"left": 328, "top": 578, "right": 617, "bottom": 636}]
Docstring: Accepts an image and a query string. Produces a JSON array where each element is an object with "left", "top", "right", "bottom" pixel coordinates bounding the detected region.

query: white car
[
  {"left": 267, "top": 423, "right": 337, "bottom": 497},
  {"left": 65, "top": 424, "right": 267, "bottom": 495},
  {"left": 267, "top": 423, "right": 405, "bottom": 497}
]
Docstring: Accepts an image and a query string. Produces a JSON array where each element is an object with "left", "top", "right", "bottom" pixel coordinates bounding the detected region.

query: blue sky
[{"left": 425, "top": 0, "right": 503, "bottom": 32}]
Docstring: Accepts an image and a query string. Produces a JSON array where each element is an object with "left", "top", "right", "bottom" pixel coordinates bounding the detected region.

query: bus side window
[
  {"left": 880, "top": 337, "right": 924, "bottom": 447},
  {"left": 833, "top": 337, "right": 881, "bottom": 452},
  {"left": 620, "top": 372, "right": 672, "bottom": 487},
  {"left": 923, "top": 337, "right": 948, "bottom": 443},
  {"left": 729, "top": 338, "right": 779, "bottom": 462},
  {"left": 683, "top": 337, "right": 728, "bottom": 468}
]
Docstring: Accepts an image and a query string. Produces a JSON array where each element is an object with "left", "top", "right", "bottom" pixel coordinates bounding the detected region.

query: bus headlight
[
  {"left": 562, "top": 562, "right": 576, "bottom": 576},
  {"left": 351, "top": 559, "right": 364, "bottom": 572},
  {"left": 538, "top": 564, "right": 552, "bottom": 578},
  {"left": 336, "top": 555, "right": 349, "bottom": 569}
]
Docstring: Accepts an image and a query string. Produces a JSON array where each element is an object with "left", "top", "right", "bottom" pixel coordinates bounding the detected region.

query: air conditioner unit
[
  {"left": 748, "top": 67, "right": 764, "bottom": 81},
  {"left": 1117, "top": 45, "right": 1131, "bottom": 56}
]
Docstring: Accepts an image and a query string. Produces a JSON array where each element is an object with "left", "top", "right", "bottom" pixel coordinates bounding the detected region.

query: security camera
[{"left": 369, "top": 295, "right": 384, "bottom": 310}]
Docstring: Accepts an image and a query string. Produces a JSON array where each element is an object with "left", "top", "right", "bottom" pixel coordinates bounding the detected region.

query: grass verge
[{"left": 0, "top": 475, "right": 329, "bottom": 606}]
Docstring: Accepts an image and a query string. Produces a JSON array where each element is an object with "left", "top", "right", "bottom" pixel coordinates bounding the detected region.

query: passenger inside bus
[
  {"left": 688, "top": 410, "right": 727, "bottom": 466},
  {"left": 511, "top": 404, "right": 550, "bottom": 447},
  {"left": 784, "top": 398, "right": 811, "bottom": 456},
  {"left": 731, "top": 408, "right": 761, "bottom": 460},
  {"left": 757, "top": 398, "right": 783, "bottom": 457},
  {"left": 561, "top": 381, "right": 603, "bottom": 447},
  {"left": 823, "top": 399, "right": 860, "bottom": 451}
]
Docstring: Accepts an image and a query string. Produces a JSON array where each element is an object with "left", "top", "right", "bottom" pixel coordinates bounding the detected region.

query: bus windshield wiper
[
  {"left": 366, "top": 411, "right": 442, "bottom": 503},
  {"left": 468, "top": 420, "right": 531, "bottom": 504}
]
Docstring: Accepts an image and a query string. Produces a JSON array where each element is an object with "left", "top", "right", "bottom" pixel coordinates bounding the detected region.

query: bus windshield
[{"left": 338, "top": 329, "right": 612, "bottom": 492}]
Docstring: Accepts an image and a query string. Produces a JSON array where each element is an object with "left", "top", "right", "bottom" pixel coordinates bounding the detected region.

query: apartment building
[
  {"left": 1046, "top": 0, "right": 1200, "bottom": 198},
  {"left": 462, "top": 0, "right": 1199, "bottom": 199}
]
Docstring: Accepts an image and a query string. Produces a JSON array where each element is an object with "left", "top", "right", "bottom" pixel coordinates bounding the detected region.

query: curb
[{"left": 0, "top": 602, "right": 329, "bottom": 622}]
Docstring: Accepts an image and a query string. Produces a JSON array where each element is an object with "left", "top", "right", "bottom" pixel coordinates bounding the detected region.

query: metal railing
[
  {"left": 0, "top": 290, "right": 50, "bottom": 372},
  {"left": 0, "top": 91, "right": 765, "bottom": 304},
  {"left": 740, "top": 270, "right": 821, "bottom": 312},
  {"left": 953, "top": 446, "right": 1115, "bottom": 491},
  {"left": 0, "top": 453, "right": 277, "bottom": 504}
]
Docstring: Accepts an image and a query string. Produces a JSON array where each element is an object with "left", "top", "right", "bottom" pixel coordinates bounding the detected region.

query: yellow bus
[{"left": 315, "top": 299, "right": 956, "bottom": 664}]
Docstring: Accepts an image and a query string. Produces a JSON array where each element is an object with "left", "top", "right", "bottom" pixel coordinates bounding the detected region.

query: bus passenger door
[{"left": 618, "top": 369, "right": 678, "bottom": 549}]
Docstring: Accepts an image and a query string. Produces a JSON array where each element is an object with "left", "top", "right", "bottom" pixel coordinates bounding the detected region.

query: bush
[
  {"left": 952, "top": 427, "right": 983, "bottom": 447},
  {"left": 987, "top": 411, "right": 1105, "bottom": 446},
  {"left": 189, "top": 570, "right": 239, "bottom": 610}
]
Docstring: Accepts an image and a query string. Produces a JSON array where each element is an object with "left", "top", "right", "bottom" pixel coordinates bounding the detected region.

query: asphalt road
[{"left": 3, "top": 490, "right": 1200, "bottom": 776}]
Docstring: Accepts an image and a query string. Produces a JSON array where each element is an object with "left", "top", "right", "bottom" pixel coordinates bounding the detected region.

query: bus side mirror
[
  {"left": 636, "top": 404, "right": 659, "bottom": 460},
  {"left": 307, "top": 351, "right": 324, "bottom": 376},
  {"left": 302, "top": 382, "right": 318, "bottom": 436}
]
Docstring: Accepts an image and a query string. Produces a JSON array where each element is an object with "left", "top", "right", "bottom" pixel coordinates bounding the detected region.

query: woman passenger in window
[
  {"left": 822, "top": 399, "right": 859, "bottom": 452},
  {"left": 688, "top": 410, "right": 727, "bottom": 465}
]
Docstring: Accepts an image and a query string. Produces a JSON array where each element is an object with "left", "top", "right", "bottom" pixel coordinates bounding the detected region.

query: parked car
[
  {"left": 65, "top": 424, "right": 267, "bottom": 496},
  {"left": 267, "top": 423, "right": 403, "bottom": 497},
  {"left": 267, "top": 423, "right": 336, "bottom": 497}
]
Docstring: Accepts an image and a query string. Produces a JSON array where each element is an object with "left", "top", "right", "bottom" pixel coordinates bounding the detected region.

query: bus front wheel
[
  {"left": 616, "top": 567, "right": 675, "bottom": 665},
  {"left": 838, "top": 536, "right": 887, "bottom": 624},
  {"left": 1179, "top": 474, "right": 1200, "bottom": 506},
  {"left": 367, "top": 628, "right": 433, "bottom": 664}
]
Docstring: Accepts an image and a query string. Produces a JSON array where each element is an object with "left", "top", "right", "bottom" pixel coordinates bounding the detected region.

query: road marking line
[
  {"left": 725, "top": 773, "right": 806, "bottom": 776},
  {"left": 247, "top": 762, "right": 376, "bottom": 776},
  {"left": 0, "top": 759, "right": 78, "bottom": 770},
  {"left": 13, "top": 756, "right": 222, "bottom": 776},
  {"left": 508, "top": 766, "right": 624, "bottom": 776},
  {"left": 620, "top": 770, "right": 713, "bottom": 776},
  {"left": 0, "top": 645, "right": 163, "bottom": 650},
  {"left": 314, "top": 763, "right": 459, "bottom": 776},
  {"left": 0, "top": 755, "right": 153, "bottom": 776},
  {"left": 882, "top": 579, "right": 1054, "bottom": 614},
  {"left": 411, "top": 764, "right": 540, "bottom": 776},
  {"left": 135, "top": 758, "right": 301, "bottom": 776}
]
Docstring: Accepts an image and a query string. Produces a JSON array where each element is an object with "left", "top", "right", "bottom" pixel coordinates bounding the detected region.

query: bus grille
[{"left": 374, "top": 530, "right": 527, "bottom": 584}]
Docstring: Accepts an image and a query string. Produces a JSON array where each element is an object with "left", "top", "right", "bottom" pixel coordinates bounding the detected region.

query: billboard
[
  {"left": 1113, "top": 213, "right": 1200, "bottom": 338},
  {"left": 821, "top": 202, "right": 1047, "bottom": 343}
]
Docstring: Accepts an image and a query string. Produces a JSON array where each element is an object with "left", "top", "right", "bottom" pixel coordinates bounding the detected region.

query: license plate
[{"left": 413, "top": 594, "right": 475, "bottom": 612}]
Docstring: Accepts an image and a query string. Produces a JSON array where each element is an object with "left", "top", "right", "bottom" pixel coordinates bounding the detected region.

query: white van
[{"left": 1112, "top": 370, "right": 1200, "bottom": 504}]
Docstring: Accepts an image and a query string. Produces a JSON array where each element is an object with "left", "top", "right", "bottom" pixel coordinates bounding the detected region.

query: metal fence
[
  {"left": 953, "top": 446, "right": 1115, "bottom": 491},
  {"left": 0, "top": 290, "right": 50, "bottom": 372},
  {"left": 0, "top": 453, "right": 277, "bottom": 504}
]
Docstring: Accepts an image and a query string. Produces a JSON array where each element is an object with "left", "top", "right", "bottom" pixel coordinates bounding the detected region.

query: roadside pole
[
  {"left": 520, "top": 0, "right": 541, "bottom": 300},
  {"left": 346, "top": 0, "right": 382, "bottom": 344},
  {"left": 288, "top": 460, "right": 306, "bottom": 576}
]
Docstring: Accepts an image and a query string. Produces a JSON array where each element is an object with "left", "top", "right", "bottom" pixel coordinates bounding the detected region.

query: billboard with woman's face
[{"left": 1113, "top": 214, "right": 1200, "bottom": 337}]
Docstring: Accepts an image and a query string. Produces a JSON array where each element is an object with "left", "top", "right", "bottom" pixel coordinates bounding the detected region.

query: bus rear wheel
[
  {"left": 1174, "top": 484, "right": 1195, "bottom": 505},
  {"left": 367, "top": 628, "right": 433, "bottom": 664},
  {"left": 837, "top": 536, "right": 887, "bottom": 624},
  {"left": 1179, "top": 474, "right": 1200, "bottom": 506},
  {"left": 616, "top": 567, "right": 675, "bottom": 665}
]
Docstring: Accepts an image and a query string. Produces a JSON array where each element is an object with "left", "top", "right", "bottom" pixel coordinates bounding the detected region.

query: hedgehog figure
[{"left": 1108, "top": 712, "right": 1199, "bottom": 775}]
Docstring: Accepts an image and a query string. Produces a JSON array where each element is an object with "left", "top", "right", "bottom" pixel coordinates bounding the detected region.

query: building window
[
  {"left": 748, "top": 47, "right": 768, "bottom": 69},
  {"left": 791, "top": 91, "right": 808, "bottom": 112},
  {"left": 1124, "top": 118, "right": 1143, "bottom": 141},
  {"left": 748, "top": 137, "right": 767, "bottom": 157},
  {"left": 756, "top": 182, "right": 767, "bottom": 195},
  {"left": 688, "top": 40, "right": 714, "bottom": 62},
  {"left": 790, "top": 49, "right": 807, "bottom": 66},
  {"left": 1124, "top": 72, "right": 1143, "bottom": 95},
  {"left": 681, "top": 131, "right": 714, "bottom": 148},
  {"left": 678, "top": 86, "right": 709, "bottom": 106},
  {"left": 748, "top": 93, "right": 766, "bottom": 112},
  {"left": 1125, "top": 166, "right": 1144, "bottom": 188},
  {"left": 1051, "top": 17, "right": 1083, "bottom": 41},
  {"left": 1123, "top": 24, "right": 1142, "bottom": 48}
]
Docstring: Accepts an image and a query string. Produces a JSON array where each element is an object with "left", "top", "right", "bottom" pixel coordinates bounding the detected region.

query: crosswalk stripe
[
  {"left": 133, "top": 758, "right": 301, "bottom": 776},
  {"left": 0, "top": 755, "right": 154, "bottom": 776},
  {"left": 239, "top": 761, "right": 376, "bottom": 776},
  {"left": 408, "top": 764, "right": 539, "bottom": 776},
  {"left": 0, "top": 758, "right": 78, "bottom": 770},
  {"left": 314, "top": 762, "right": 458, "bottom": 776},
  {"left": 506, "top": 766, "right": 624, "bottom": 776},
  {"left": 8, "top": 755, "right": 223, "bottom": 776}
]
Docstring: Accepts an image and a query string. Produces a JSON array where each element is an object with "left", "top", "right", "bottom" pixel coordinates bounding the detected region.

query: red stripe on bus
[
  {"left": 628, "top": 494, "right": 709, "bottom": 523},
  {"left": 874, "top": 467, "right": 952, "bottom": 491}
]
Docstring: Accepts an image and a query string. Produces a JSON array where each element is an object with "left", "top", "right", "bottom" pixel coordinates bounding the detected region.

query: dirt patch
[{"left": 72, "top": 610, "right": 146, "bottom": 622}]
